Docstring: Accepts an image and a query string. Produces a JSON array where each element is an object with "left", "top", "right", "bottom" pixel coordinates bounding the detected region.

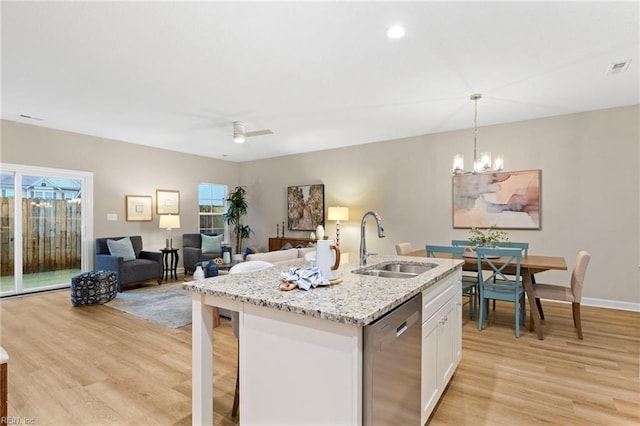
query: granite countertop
[{"left": 183, "top": 254, "right": 463, "bottom": 326}]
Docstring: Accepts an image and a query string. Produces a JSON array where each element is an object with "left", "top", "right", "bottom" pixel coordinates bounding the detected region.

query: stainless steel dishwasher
[{"left": 363, "top": 293, "right": 422, "bottom": 425}]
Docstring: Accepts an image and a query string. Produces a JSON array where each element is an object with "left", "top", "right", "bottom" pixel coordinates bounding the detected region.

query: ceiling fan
[{"left": 232, "top": 121, "right": 273, "bottom": 144}]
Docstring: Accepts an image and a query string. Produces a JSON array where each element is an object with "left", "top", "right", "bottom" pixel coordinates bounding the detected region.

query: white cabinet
[{"left": 421, "top": 271, "right": 462, "bottom": 425}]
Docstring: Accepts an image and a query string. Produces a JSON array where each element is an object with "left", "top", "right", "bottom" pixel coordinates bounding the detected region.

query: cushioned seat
[
  {"left": 95, "top": 236, "right": 162, "bottom": 291},
  {"left": 246, "top": 247, "right": 315, "bottom": 264},
  {"left": 71, "top": 270, "right": 118, "bottom": 305},
  {"left": 182, "top": 233, "right": 223, "bottom": 274},
  {"left": 533, "top": 251, "right": 591, "bottom": 339},
  {"left": 395, "top": 242, "right": 414, "bottom": 255}
]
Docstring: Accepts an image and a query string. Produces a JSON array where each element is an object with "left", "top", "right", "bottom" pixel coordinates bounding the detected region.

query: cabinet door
[
  {"left": 437, "top": 299, "right": 456, "bottom": 386},
  {"left": 421, "top": 313, "right": 440, "bottom": 425},
  {"left": 453, "top": 290, "right": 463, "bottom": 366}
]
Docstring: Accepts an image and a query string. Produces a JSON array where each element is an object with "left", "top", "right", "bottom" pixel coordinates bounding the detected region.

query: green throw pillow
[
  {"left": 201, "top": 234, "right": 223, "bottom": 253},
  {"left": 107, "top": 237, "right": 136, "bottom": 261}
]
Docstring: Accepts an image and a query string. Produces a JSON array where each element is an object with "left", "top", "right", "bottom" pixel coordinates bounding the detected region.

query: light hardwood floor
[{"left": 0, "top": 283, "right": 638, "bottom": 425}]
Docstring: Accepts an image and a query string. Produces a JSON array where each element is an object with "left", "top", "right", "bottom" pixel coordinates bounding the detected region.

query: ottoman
[{"left": 71, "top": 270, "right": 118, "bottom": 306}]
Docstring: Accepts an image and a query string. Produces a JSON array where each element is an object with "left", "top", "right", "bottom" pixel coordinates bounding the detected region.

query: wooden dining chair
[
  {"left": 426, "top": 245, "right": 477, "bottom": 319},
  {"left": 228, "top": 260, "right": 275, "bottom": 417},
  {"left": 532, "top": 251, "right": 591, "bottom": 339},
  {"left": 395, "top": 242, "right": 414, "bottom": 255},
  {"left": 451, "top": 239, "right": 473, "bottom": 247},
  {"left": 494, "top": 241, "right": 529, "bottom": 255},
  {"left": 492, "top": 241, "right": 550, "bottom": 319},
  {"left": 476, "top": 247, "right": 526, "bottom": 338},
  {"left": 491, "top": 241, "right": 530, "bottom": 311},
  {"left": 451, "top": 239, "right": 480, "bottom": 295}
]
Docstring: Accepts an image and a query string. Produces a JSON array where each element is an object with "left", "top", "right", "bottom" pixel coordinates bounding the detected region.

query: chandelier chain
[{"left": 473, "top": 96, "right": 478, "bottom": 165}]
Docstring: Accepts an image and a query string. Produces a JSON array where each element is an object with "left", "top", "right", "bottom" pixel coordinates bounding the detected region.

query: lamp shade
[
  {"left": 159, "top": 214, "right": 181, "bottom": 229},
  {"left": 328, "top": 206, "right": 349, "bottom": 222}
]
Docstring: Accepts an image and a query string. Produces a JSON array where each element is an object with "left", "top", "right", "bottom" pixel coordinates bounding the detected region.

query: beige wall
[
  {"left": 0, "top": 120, "right": 240, "bottom": 252},
  {"left": 239, "top": 106, "right": 640, "bottom": 306},
  {"left": 2, "top": 105, "right": 638, "bottom": 306}
]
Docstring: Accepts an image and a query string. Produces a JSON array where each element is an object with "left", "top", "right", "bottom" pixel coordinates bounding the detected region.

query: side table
[{"left": 161, "top": 248, "right": 179, "bottom": 281}]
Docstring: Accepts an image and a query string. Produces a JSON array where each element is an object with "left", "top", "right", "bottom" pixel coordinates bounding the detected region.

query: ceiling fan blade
[{"left": 245, "top": 129, "right": 274, "bottom": 138}]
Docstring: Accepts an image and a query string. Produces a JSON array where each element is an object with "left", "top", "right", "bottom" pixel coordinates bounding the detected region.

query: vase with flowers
[{"left": 468, "top": 225, "right": 509, "bottom": 247}]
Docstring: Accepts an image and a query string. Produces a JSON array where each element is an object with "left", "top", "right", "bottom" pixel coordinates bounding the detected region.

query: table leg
[
  {"left": 192, "top": 294, "right": 213, "bottom": 425},
  {"left": 522, "top": 267, "right": 543, "bottom": 340},
  {"left": 172, "top": 250, "right": 179, "bottom": 280},
  {"left": 162, "top": 252, "right": 169, "bottom": 281}
]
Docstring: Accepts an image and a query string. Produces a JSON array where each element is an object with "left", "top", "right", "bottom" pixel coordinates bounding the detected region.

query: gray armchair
[
  {"left": 95, "top": 236, "right": 162, "bottom": 291},
  {"left": 183, "top": 233, "right": 223, "bottom": 274}
]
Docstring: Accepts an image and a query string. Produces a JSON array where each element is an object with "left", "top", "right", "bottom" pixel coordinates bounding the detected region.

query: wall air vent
[{"left": 607, "top": 59, "right": 631, "bottom": 75}]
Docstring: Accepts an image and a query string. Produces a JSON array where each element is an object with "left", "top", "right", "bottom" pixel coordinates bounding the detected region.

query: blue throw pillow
[
  {"left": 107, "top": 237, "right": 136, "bottom": 261},
  {"left": 201, "top": 234, "right": 223, "bottom": 253},
  {"left": 244, "top": 246, "right": 255, "bottom": 256},
  {"left": 281, "top": 242, "right": 293, "bottom": 250}
]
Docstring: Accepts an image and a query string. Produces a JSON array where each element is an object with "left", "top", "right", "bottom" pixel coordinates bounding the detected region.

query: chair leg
[
  {"left": 477, "top": 296, "right": 485, "bottom": 331},
  {"left": 232, "top": 345, "right": 240, "bottom": 417},
  {"left": 514, "top": 295, "right": 520, "bottom": 338},
  {"left": 471, "top": 288, "right": 477, "bottom": 320},
  {"left": 466, "top": 288, "right": 476, "bottom": 320},
  {"left": 572, "top": 303, "right": 583, "bottom": 340}
]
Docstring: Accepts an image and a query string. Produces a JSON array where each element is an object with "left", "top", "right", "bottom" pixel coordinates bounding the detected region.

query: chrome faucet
[{"left": 359, "top": 211, "right": 385, "bottom": 266}]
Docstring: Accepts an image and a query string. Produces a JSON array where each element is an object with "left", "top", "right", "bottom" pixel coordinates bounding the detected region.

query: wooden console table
[{"left": 268, "top": 237, "right": 315, "bottom": 251}]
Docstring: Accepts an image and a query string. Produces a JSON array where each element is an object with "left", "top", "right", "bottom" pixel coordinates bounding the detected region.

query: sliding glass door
[{"left": 0, "top": 164, "right": 93, "bottom": 296}]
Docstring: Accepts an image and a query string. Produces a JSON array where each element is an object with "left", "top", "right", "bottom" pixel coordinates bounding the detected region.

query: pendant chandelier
[{"left": 452, "top": 93, "right": 504, "bottom": 174}]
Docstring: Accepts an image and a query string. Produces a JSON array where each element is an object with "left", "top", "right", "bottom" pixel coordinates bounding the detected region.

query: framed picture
[
  {"left": 452, "top": 169, "right": 541, "bottom": 229},
  {"left": 125, "top": 195, "right": 153, "bottom": 222},
  {"left": 287, "top": 184, "right": 325, "bottom": 231},
  {"left": 156, "top": 189, "right": 180, "bottom": 215}
]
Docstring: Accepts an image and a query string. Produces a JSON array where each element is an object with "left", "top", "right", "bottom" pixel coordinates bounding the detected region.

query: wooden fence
[{"left": 0, "top": 197, "right": 81, "bottom": 275}]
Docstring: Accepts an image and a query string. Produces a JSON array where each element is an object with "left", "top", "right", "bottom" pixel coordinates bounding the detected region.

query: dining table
[{"left": 407, "top": 249, "right": 567, "bottom": 340}]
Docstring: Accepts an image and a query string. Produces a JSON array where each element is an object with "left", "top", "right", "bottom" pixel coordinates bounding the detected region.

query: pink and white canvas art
[{"left": 452, "top": 169, "right": 541, "bottom": 229}]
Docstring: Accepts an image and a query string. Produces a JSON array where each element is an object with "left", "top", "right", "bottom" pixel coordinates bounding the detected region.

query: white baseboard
[
  {"left": 581, "top": 297, "right": 640, "bottom": 312},
  {"left": 534, "top": 296, "right": 640, "bottom": 312}
]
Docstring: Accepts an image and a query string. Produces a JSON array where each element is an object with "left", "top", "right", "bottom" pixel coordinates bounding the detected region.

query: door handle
[{"left": 396, "top": 321, "right": 408, "bottom": 336}]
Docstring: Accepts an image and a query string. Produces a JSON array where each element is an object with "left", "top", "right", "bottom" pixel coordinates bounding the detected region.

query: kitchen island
[{"left": 184, "top": 254, "right": 463, "bottom": 425}]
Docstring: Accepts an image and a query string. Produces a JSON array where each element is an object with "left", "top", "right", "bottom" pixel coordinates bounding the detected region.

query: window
[{"left": 198, "top": 183, "right": 227, "bottom": 237}]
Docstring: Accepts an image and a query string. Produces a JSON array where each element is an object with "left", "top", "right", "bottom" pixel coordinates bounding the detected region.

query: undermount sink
[
  {"left": 380, "top": 262, "right": 436, "bottom": 274},
  {"left": 352, "top": 262, "right": 437, "bottom": 279}
]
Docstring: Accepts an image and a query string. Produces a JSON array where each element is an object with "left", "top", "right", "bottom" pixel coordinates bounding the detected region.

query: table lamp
[
  {"left": 159, "top": 214, "right": 181, "bottom": 249},
  {"left": 327, "top": 206, "right": 349, "bottom": 246}
]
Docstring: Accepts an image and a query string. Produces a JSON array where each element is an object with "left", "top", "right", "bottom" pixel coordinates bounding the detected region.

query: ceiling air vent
[
  {"left": 19, "top": 114, "right": 43, "bottom": 121},
  {"left": 607, "top": 59, "right": 631, "bottom": 75}
]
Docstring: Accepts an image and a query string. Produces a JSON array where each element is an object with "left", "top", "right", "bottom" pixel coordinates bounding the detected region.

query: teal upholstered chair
[
  {"left": 426, "top": 244, "right": 477, "bottom": 319},
  {"left": 476, "top": 247, "right": 526, "bottom": 338}
]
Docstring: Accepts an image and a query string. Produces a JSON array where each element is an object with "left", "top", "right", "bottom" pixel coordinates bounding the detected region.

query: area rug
[{"left": 105, "top": 283, "right": 192, "bottom": 328}]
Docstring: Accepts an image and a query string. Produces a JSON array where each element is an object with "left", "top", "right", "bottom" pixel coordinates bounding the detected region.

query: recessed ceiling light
[{"left": 386, "top": 25, "right": 405, "bottom": 39}]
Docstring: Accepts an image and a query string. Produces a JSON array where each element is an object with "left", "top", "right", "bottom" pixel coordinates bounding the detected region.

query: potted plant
[
  {"left": 224, "top": 186, "right": 253, "bottom": 258},
  {"left": 468, "top": 225, "right": 509, "bottom": 247}
]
